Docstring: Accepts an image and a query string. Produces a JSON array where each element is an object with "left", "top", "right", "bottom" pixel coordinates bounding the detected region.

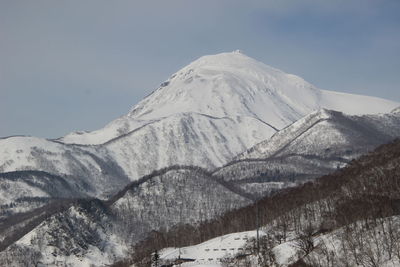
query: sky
[{"left": 1, "top": 0, "right": 399, "bottom": 138}]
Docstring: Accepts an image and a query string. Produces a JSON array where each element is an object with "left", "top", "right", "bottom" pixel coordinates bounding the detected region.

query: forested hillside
[{"left": 128, "top": 139, "right": 400, "bottom": 266}]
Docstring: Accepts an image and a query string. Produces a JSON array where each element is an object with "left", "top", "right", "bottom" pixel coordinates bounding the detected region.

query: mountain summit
[{"left": 61, "top": 51, "right": 399, "bottom": 145}]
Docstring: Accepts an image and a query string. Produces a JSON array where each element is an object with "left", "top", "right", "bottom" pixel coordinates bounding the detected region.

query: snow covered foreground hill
[
  {"left": 0, "top": 167, "right": 254, "bottom": 266},
  {"left": 158, "top": 216, "right": 400, "bottom": 267},
  {"left": 0, "top": 51, "right": 398, "bottom": 201},
  {"left": 139, "top": 139, "right": 400, "bottom": 267}
]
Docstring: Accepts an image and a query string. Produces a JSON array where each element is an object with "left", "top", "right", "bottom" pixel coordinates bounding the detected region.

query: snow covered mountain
[
  {"left": 60, "top": 51, "right": 398, "bottom": 146},
  {"left": 1, "top": 51, "right": 400, "bottom": 266},
  {"left": 0, "top": 51, "right": 398, "bottom": 207},
  {"left": 0, "top": 136, "right": 130, "bottom": 201},
  {"left": 57, "top": 51, "right": 399, "bottom": 181},
  {"left": 238, "top": 108, "right": 400, "bottom": 160},
  {"left": 213, "top": 109, "right": 400, "bottom": 198}
]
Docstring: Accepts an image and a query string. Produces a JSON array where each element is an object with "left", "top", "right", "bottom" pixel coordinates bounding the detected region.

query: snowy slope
[
  {"left": 104, "top": 112, "right": 274, "bottom": 179},
  {"left": 0, "top": 166, "right": 253, "bottom": 266},
  {"left": 127, "top": 51, "right": 398, "bottom": 122},
  {"left": 59, "top": 117, "right": 151, "bottom": 146},
  {"left": 0, "top": 171, "right": 83, "bottom": 217},
  {"left": 0, "top": 136, "right": 101, "bottom": 175},
  {"left": 159, "top": 230, "right": 261, "bottom": 265},
  {"left": 111, "top": 167, "right": 252, "bottom": 244},
  {"left": 0, "top": 136, "right": 130, "bottom": 199},
  {"left": 161, "top": 215, "right": 400, "bottom": 267},
  {"left": 209, "top": 109, "right": 400, "bottom": 199},
  {"left": 0, "top": 200, "right": 127, "bottom": 267},
  {"left": 238, "top": 109, "right": 400, "bottom": 160}
]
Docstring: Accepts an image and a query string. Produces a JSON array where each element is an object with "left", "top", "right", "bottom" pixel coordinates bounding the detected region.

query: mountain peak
[
  {"left": 181, "top": 51, "right": 279, "bottom": 75},
  {"left": 60, "top": 53, "right": 399, "bottom": 145},
  {"left": 128, "top": 52, "right": 397, "bottom": 125},
  {"left": 127, "top": 52, "right": 323, "bottom": 127}
]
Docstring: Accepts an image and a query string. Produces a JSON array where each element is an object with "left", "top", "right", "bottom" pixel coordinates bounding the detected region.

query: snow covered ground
[
  {"left": 159, "top": 230, "right": 262, "bottom": 266},
  {"left": 159, "top": 215, "right": 400, "bottom": 267}
]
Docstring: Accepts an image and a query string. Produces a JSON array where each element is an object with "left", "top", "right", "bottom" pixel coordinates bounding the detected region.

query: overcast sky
[{"left": 1, "top": 0, "right": 399, "bottom": 138}]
